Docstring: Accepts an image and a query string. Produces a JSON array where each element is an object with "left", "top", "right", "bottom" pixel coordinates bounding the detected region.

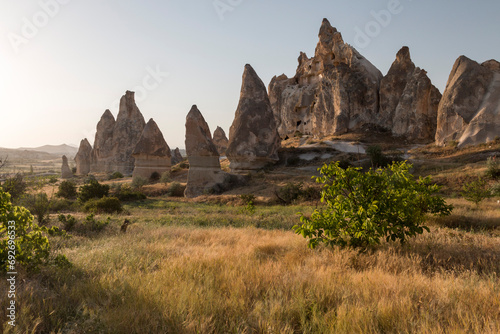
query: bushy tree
[
  {"left": 56, "top": 180, "right": 77, "bottom": 199},
  {"left": 294, "top": 161, "right": 453, "bottom": 249},
  {"left": 1, "top": 173, "right": 27, "bottom": 202},
  {"left": 461, "top": 178, "right": 492, "bottom": 206},
  {"left": 78, "top": 179, "right": 110, "bottom": 202}
]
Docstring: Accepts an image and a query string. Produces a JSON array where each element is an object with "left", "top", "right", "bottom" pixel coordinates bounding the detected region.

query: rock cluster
[
  {"left": 436, "top": 56, "right": 500, "bottom": 146},
  {"left": 75, "top": 138, "right": 92, "bottom": 175},
  {"left": 61, "top": 155, "right": 73, "bottom": 179},
  {"left": 171, "top": 148, "right": 184, "bottom": 165},
  {"left": 132, "top": 118, "right": 171, "bottom": 179},
  {"left": 213, "top": 126, "right": 229, "bottom": 156},
  {"left": 185, "top": 105, "right": 242, "bottom": 198},
  {"left": 227, "top": 64, "right": 281, "bottom": 173},
  {"left": 379, "top": 47, "right": 442, "bottom": 141}
]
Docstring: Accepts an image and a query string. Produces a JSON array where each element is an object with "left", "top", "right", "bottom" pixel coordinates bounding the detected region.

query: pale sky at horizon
[{"left": 1, "top": 0, "right": 499, "bottom": 150}]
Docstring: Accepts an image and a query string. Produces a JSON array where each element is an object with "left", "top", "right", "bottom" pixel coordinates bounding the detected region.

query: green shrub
[
  {"left": 82, "top": 214, "right": 110, "bottom": 233},
  {"left": 58, "top": 214, "right": 77, "bottom": 232},
  {"left": 84, "top": 196, "right": 122, "bottom": 214},
  {"left": 78, "top": 179, "right": 110, "bottom": 203},
  {"left": 19, "top": 193, "right": 51, "bottom": 226},
  {"left": 150, "top": 171, "right": 161, "bottom": 182},
  {"left": 1, "top": 173, "right": 27, "bottom": 202},
  {"left": 294, "top": 161, "right": 453, "bottom": 249},
  {"left": 461, "top": 178, "right": 492, "bottom": 206},
  {"left": 275, "top": 182, "right": 303, "bottom": 205},
  {"left": 48, "top": 175, "right": 58, "bottom": 184},
  {"left": 366, "top": 145, "right": 389, "bottom": 168},
  {"left": 112, "top": 184, "right": 146, "bottom": 202},
  {"left": 491, "top": 182, "right": 500, "bottom": 197},
  {"left": 0, "top": 189, "right": 65, "bottom": 272},
  {"left": 485, "top": 157, "right": 500, "bottom": 180},
  {"left": 49, "top": 198, "right": 75, "bottom": 213},
  {"left": 167, "top": 182, "right": 185, "bottom": 197},
  {"left": 131, "top": 176, "right": 148, "bottom": 190},
  {"left": 108, "top": 171, "right": 124, "bottom": 180},
  {"left": 160, "top": 171, "right": 171, "bottom": 185},
  {"left": 56, "top": 180, "right": 77, "bottom": 199},
  {"left": 240, "top": 194, "right": 256, "bottom": 214},
  {"left": 301, "top": 186, "right": 321, "bottom": 201}
]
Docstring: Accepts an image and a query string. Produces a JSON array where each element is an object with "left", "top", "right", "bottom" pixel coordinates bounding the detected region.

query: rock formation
[
  {"left": 61, "top": 155, "right": 73, "bottom": 179},
  {"left": 269, "top": 18, "right": 383, "bottom": 139},
  {"left": 213, "top": 126, "right": 229, "bottom": 156},
  {"left": 227, "top": 64, "right": 281, "bottom": 173},
  {"left": 111, "top": 91, "right": 146, "bottom": 174},
  {"left": 185, "top": 105, "right": 242, "bottom": 198},
  {"left": 75, "top": 138, "right": 92, "bottom": 176},
  {"left": 132, "top": 118, "right": 171, "bottom": 179},
  {"left": 171, "top": 148, "right": 184, "bottom": 165},
  {"left": 90, "top": 109, "right": 115, "bottom": 172},
  {"left": 379, "top": 47, "right": 442, "bottom": 141},
  {"left": 436, "top": 56, "right": 500, "bottom": 146}
]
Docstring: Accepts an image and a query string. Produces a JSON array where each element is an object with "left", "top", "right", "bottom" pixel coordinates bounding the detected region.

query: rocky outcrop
[
  {"left": 75, "top": 138, "right": 92, "bottom": 176},
  {"left": 90, "top": 109, "right": 115, "bottom": 172},
  {"left": 132, "top": 118, "right": 171, "bottom": 179},
  {"left": 61, "top": 155, "right": 73, "bottom": 179},
  {"left": 185, "top": 105, "right": 242, "bottom": 198},
  {"left": 269, "top": 18, "right": 383, "bottom": 139},
  {"left": 111, "top": 91, "right": 146, "bottom": 174},
  {"left": 436, "top": 56, "right": 500, "bottom": 146},
  {"left": 379, "top": 47, "right": 442, "bottom": 141},
  {"left": 213, "top": 126, "right": 229, "bottom": 156},
  {"left": 227, "top": 64, "right": 281, "bottom": 173},
  {"left": 171, "top": 148, "right": 184, "bottom": 165}
]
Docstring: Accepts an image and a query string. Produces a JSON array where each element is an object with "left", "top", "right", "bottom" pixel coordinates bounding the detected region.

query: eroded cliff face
[
  {"left": 436, "top": 56, "right": 500, "bottom": 147},
  {"left": 90, "top": 109, "right": 115, "bottom": 173},
  {"left": 75, "top": 138, "right": 92, "bottom": 176},
  {"left": 379, "top": 47, "right": 442, "bottom": 141},
  {"left": 269, "top": 18, "right": 383, "bottom": 139}
]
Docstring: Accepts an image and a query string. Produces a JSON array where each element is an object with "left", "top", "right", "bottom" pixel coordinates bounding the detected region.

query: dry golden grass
[{"left": 2, "top": 210, "right": 500, "bottom": 333}]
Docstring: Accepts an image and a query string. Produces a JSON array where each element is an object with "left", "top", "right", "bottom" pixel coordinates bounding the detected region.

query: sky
[{"left": 1, "top": 0, "right": 499, "bottom": 150}]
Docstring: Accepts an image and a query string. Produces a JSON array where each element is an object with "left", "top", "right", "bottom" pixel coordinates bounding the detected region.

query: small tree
[
  {"left": 1, "top": 173, "right": 27, "bottom": 202},
  {"left": 485, "top": 156, "right": 500, "bottom": 180},
  {"left": 56, "top": 180, "right": 77, "bottom": 199},
  {"left": 78, "top": 179, "right": 110, "bottom": 203},
  {"left": 294, "top": 161, "right": 453, "bottom": 249},
  {"left": 461, "top": 178, "right": 492, "bottom": 206}
]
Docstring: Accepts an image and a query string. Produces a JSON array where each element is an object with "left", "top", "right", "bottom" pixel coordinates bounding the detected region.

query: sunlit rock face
[
  {"left": 269, "top": 18, "right": 383, "bottom": 139},
  {"left": 61, "top": 155, "right": 73, "bottom": 179},
  {"left": 213, "top": 126, "right": 229, "bottom": 156},
  {"left": 171, "top": 148, "right": 184, "bottom": 165},
  {"left": 436, "top": 56, "right": 500, "bottom": 147},
  {"left": 132, "top": 118, "right": 171, "bottom": 179},
  {"left": 90, "top": 109, "right": 115, "bottom": 173},
  {"left": 75, "top": 138, "right": 92, "bottom": 176},
  {"left": 227, "top": 64, "right": 281, "bottom": 173}
]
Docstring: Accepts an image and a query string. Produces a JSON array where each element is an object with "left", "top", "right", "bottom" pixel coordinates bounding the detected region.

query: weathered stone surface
[
  {"left": 269, "top": 18, "right": 383, "bottom": 139},
  {"left": 75, "top": 138, "right": 92, "bottom": 176},
  {"left": 436, "top": 56, "right": 500, "bottom": 146},
  {"left": 61, "top": 155, "right": 73, "bottom": 179},
  {"left": 227, "top": 64, "right": 281, "bottom": 172},
  {"left": 111, "top": 91, "right": 146, "bottom": 174},
  {"left": 90, "top": 109, "right": 115, "bottom": 172},
  {"left": 171, "top": 148, "right": 184, "bottom": 165},
  {"left": 132, "top": 118, "right": 171, "bottom": 179},
  {"left": 379, "top": 47, "right": 441, "bottom": 141},
  {"left": 213, "top": 126, "right": 229, "bottom": 156}
]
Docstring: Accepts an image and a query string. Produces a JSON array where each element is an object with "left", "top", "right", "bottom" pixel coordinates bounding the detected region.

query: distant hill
[{"left": 17, "top": 144, "right": 78, "bottom": 158}]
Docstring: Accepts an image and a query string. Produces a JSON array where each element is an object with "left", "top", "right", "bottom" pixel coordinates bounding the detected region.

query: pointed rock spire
[
  {"left": 61, "top": 155, "right": 73, "bottom": 179},
  {"left": 75, "top": 138, "right": 92, "bottom": 175},
  {"left": 213, "top": 126, "right": 229, "bottom": 156},
  {"left": 91, "top": 109, "right": 115, "bottom": 172}
]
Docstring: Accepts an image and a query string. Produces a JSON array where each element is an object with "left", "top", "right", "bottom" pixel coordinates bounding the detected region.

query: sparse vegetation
[
  {"left": 84, "top": 196, "right": 123, "bottom": 214},
  {"left": 166, "top": 181, "right": 185, "bottom": 197},
  {"left": 1, "top": 173, "right": 27, "bottom": 202},
  {"left": 461, "top": 177, "right": 492, "bottom": 206},
  {"left": 131, "top": 176, "right": 148, "bottom": 190},
  {"left": 108, "top": 171, "right": 124, "bottom": 180},
  {"left": 485, "top": 156, "right": 500, "bottom": 179}
]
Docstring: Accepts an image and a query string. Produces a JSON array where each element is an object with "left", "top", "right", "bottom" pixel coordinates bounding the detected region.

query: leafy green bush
[
  {"left": 485, "top": 157, "right": 500, "bottom": 180},
  {"left": 112, "top": 184, "right": 146, "bottom": 202},
  {"left": 49, "top": 199, "right": 76, "bottom": 213},
  {"left": 108, "top": 171, "right": 124, "bottom": 180},
  {"left": 19, "top": 193, "right": 51, "bottom": 226},
  {"left": 84, "top": 196, "right": 122, "bottom": 214},
  {"left": 131, "top": 176, "right": 148, "bottom": 190},
  {"left": 1, "top": 173, "right": 27, "bottom": 202},
  {"left": 150, "top": 171, "right": 161, "bottom": 182},
  {"left": 56, "top": 180, "right": 77, "bottom": 199},
  {"left": 58, "top": 214, "right": 77, "bottom": 232},
  {"left": 461, "top": 178, "right": 492, "bottom": 206},
  {"left": 275, "top": 182, "right": 303, "bottom": 205},
  {"left": 78, "top": 179, "right": 110, "bottom": 203},
  {"left": 240, "top": 194, "right": 256, "bottom": 214},
  {"left": 294, "top": 162, "right": 453, "bottom": 249},
  {"left": 160, "top": 171, "right": 171, "bottom": 185},
  {"left": 0, "top": 189, "right": 66, "bottom": 272},
  {"left": 366, "top": 145, "right": 389, "bottom": 168},
  {"left": 491, "top": 182, "right": 500, "bottom": 197},
  {"left": 167, "top": 182, "right": 185, "bottom": 197},
  {"left": 82, "top": 214, "right": 110, "bottom": 233},
  {"left": 48, "top": 175, "right": 58, "bottom": 184}
]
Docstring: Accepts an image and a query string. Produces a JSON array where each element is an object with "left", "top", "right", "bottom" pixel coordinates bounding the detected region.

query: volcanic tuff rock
[
  {"left": 171, "top": 148, "right": 184, "bottom": 165},
  {"left": 90, "top": 109, "right": 115, "bottom": 173},
  {"left": 227, "top": 64, "right": 281, "bottom": 173},
  {"left": 185, "top": 105, "right": 241, "bottom": 198},
  {"left": 436, "top": 56, "right": 500, "bottom": 146},
  {"left": 269, "top": 18, "right": 383, "bottom": 139},
  {"left": 379, "top": 47, "right": 442, "bottom": 141},
  {"left": 75, "top": 138, "right": 92, "bottom": 176},
  {"left": 112, "top": 91, "right": 146, "bottom": 174},
  {"left": 61, "top": 155, "right": 73, "bottom": 179},
  {"left": 213, "top": 126, "right": 229, "bottom": 156},
  {"left": 132, "top": 118, "right": 171, "bottom": 179}
]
